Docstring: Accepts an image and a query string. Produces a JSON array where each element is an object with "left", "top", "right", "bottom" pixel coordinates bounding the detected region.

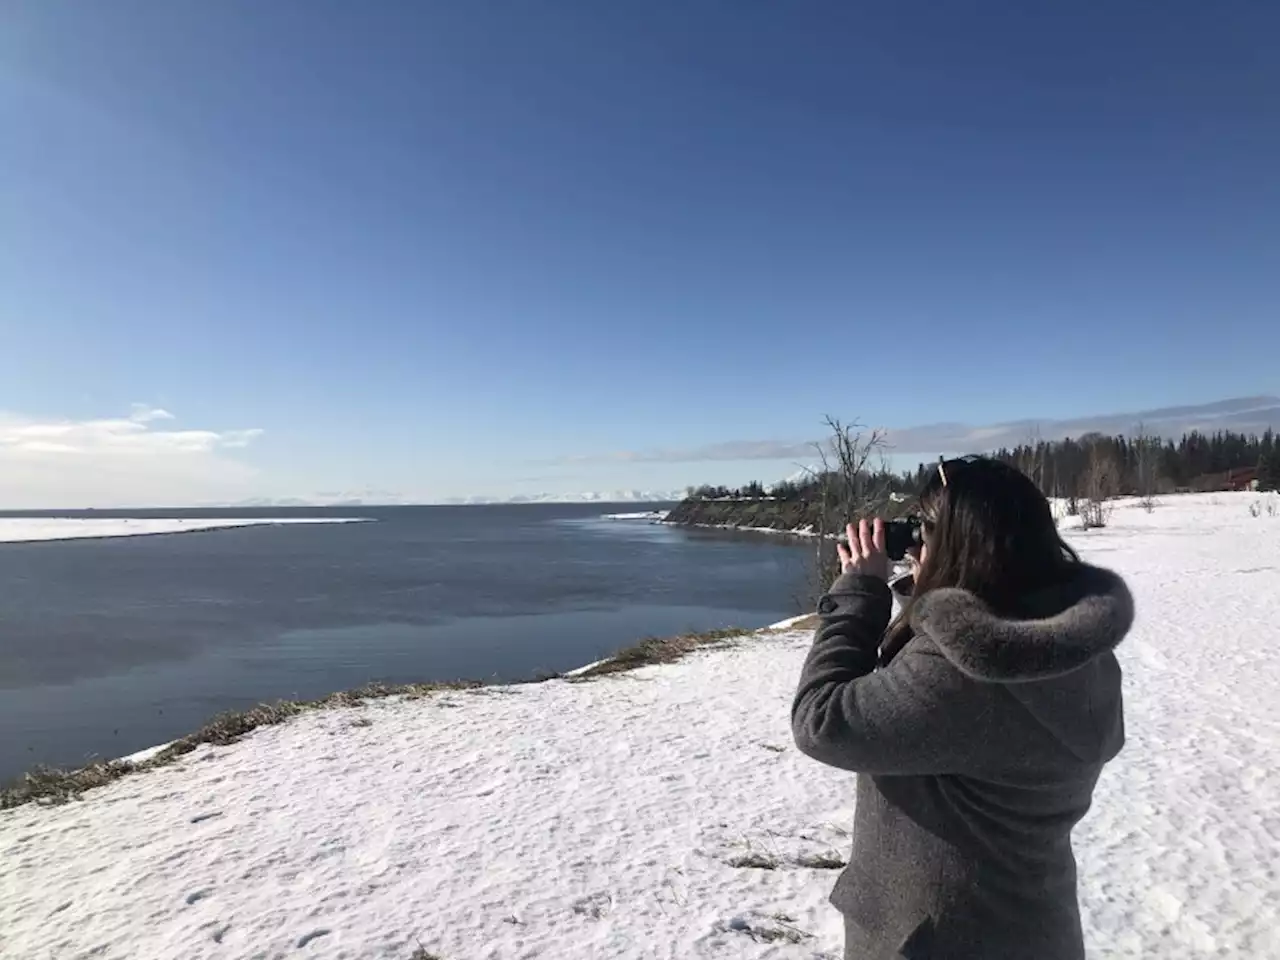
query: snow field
[{"left": 1, "top": 493, "right": 1277, "bottom": 958}]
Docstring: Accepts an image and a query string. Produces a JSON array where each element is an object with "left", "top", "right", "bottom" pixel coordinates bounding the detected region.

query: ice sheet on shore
[
  {"left": 2, "top": 492, "right": 1278, "bottom": 958},
  {"left": 0, "top": 517, "right": 369, "bottom": 544}
]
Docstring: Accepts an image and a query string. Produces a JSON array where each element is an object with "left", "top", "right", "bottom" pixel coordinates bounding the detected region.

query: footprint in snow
[
  {"left": 190, "top": 811, "right": 223, "bottom": 824},
  {"left": 571, "top": 892, "right": 614, "bottom": 919},
  {"left": 721, "top": 913, "right": 814, "bottom": 945},
  {"left": 186, "top": 888, "right": 212, "bottom": 905},
  {"left": 297, "top": 929, "right": 331, "bottom": 948}
]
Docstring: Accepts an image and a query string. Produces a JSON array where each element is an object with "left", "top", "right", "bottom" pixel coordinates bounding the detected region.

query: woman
[{"left": 792, "top": 457, "right": 1133, "bottom": 960}]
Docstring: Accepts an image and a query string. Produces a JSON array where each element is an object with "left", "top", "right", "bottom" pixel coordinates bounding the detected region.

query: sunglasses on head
[
  {"left": 914, "top": 455, "right": 960, "bottom": 538},
  {"left": 936, "top": 455, "right": 969, "bottom": 488}
]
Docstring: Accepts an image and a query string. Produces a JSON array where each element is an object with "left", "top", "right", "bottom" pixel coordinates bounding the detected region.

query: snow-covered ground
[
  {"left": 0, "top": 517, "right": 369, "bottom": 543},
  {"left": 2, "top": 492, "right": 1278, "bottom": 959}
]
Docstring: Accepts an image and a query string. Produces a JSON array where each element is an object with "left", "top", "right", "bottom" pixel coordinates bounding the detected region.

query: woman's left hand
[{"left": 837, "top": 518, "right": 890, "bottom": 581}]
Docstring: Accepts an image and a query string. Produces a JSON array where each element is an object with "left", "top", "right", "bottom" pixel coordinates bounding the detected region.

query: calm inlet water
[{"left": 0, "top": 504, "right": 808, "bottom": 781}]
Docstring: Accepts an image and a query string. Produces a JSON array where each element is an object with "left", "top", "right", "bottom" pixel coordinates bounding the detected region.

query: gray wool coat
[{"left": 792, "top": 563, "right": 1133, "bottom": 960}]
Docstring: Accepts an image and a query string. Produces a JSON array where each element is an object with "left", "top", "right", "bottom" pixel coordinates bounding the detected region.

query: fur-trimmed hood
[{"left": 910, "top": 563, "right": 1134, "bottom": 684}]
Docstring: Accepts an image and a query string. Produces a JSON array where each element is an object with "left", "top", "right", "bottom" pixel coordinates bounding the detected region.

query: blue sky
[{"left": 2, "top": 3, "right": 1277, "bottom": 506}]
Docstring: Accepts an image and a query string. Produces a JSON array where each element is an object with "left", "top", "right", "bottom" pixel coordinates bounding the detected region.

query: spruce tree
[{"left": 1259, "top": 452, "right": 1280, "bottom": 492}]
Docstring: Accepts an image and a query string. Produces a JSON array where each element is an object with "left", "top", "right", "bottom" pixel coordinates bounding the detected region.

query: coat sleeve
[{"left": 791, "top": 573, "right": 1008, "bottom": 777}]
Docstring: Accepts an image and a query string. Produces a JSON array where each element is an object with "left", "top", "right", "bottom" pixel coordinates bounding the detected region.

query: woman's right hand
[{"left": 837, "top": 519, "right": 890, "bottom": 581}]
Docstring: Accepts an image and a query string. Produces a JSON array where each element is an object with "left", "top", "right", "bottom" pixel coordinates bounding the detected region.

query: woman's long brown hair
[{"left": 883, "top": 456, "right": 1080, "bottom": 655}]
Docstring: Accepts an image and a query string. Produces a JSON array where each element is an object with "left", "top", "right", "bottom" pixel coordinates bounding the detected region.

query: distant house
[
  {"left": 1229, "top": 467, "right": 1260, "bottom": 491},
  {"left": 1191, "top": 466, "right": 1259, "bottom": 492}
]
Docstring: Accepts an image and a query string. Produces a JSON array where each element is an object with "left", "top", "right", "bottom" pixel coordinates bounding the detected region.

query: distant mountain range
[
  {"left": 225, "top": 489, "right": 684, "bottom": 508},
  {"left": 439, "top": 490, "right": 685, "bottom": 505}
]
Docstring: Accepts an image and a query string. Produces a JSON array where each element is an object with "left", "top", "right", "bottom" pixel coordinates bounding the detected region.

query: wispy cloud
[
  {"left": 0, "top": 407, "right": 265, "bottom": 508},
  {"left": 129, "top": 404, "right": 176, "bottom": 423},
  {"left": 884, "top": 395, "right": 1280, "bottom": 454},
  {"left": 559, "top": 439, "right": 817, "bottom": 465},
  {"left": 561, "top": 396, "right": 1280, "bottom": 464}
]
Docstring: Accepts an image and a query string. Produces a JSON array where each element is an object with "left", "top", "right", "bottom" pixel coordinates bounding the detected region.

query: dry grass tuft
[
  {"left": 793, "top": 851, "right": 847, "bottom": 870},
  {"left": 5, "top": 762, "right": 136, "bottom": 808},
  {"left": 772, "top": 614, "right": 818, "bottom": 632},
  {"left": 751, "top": 924, "right": 811, "bottom": 944},
  {"left": 727, "top": 851, "right": 780, "bottom": 870},
  {"left": 727, "top": 914, "right": 813, "bottom": 944},
  {"left": 569, "top": 627, "right": 745, "bottom": 679}
]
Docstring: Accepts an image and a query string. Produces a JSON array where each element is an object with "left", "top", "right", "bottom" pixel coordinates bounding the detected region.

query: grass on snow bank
[{"left": 1, "top": 681, "right": 480, "bottom": 810}]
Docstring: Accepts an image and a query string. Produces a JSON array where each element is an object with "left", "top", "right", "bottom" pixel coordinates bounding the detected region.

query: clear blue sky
[{"left": 2, "top": 2, "right": 1277, "bottom": 506}]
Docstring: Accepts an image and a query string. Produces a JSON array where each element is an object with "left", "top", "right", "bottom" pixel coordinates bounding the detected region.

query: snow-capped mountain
[{"left": 770, "top": 466, "right": 819, "bottom": 491}]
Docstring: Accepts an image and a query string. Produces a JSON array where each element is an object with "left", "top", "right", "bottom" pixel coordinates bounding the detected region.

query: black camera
[
  {"left": 839, "top": 516, "right": 923, "bottom": 562},
  {"left": 884, "top": 517, "right": 924, "bottom": 561}
]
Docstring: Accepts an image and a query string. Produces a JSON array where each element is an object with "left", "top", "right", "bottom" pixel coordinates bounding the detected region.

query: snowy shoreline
[
  {"left": 665, "top": 519, "right": 817, "bottom": 537},
  {"left": 600, "top": 509, "right": 671, "bottom": 521},
  {"left": 664, "top": 492, "right": 1278, "bottom": 538},
  {"left": 3, "top": 493, "right": 1278, "bottom": 958},
  {"left": 113, "top": 614, "right": 815, "bottom": 766},
  {"left": 0, "top": 516, "right": 371, "bottom": 544}
]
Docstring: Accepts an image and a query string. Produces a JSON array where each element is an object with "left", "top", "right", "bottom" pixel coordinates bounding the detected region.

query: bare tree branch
[{"left": 802, "top": 418, "right": 891, "bottom": 605}]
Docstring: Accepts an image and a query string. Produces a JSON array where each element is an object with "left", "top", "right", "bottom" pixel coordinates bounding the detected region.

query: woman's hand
[
  {"left": 906, "top": 545, "right": 923, "bottom": 580},
  {"left": 837, "top": 518, "right": 890, "bottom": 581}
]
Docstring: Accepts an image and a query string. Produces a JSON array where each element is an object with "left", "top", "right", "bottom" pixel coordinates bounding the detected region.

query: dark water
[{"left": 0, "top": 504, "right": 808, "bottom": 781}]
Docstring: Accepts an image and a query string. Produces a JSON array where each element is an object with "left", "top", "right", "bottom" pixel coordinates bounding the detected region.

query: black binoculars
[{"left": 838, "top": 516, "right": 924, "bottom": 561}]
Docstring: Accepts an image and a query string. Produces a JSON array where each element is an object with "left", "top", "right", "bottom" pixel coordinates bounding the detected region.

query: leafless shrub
[
  {"left": 1080, "top": 498, "right": 1112, "bottom": 529},
  {"left": 1080, "top": 448, "right": 1119, "bottom": 530}
]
